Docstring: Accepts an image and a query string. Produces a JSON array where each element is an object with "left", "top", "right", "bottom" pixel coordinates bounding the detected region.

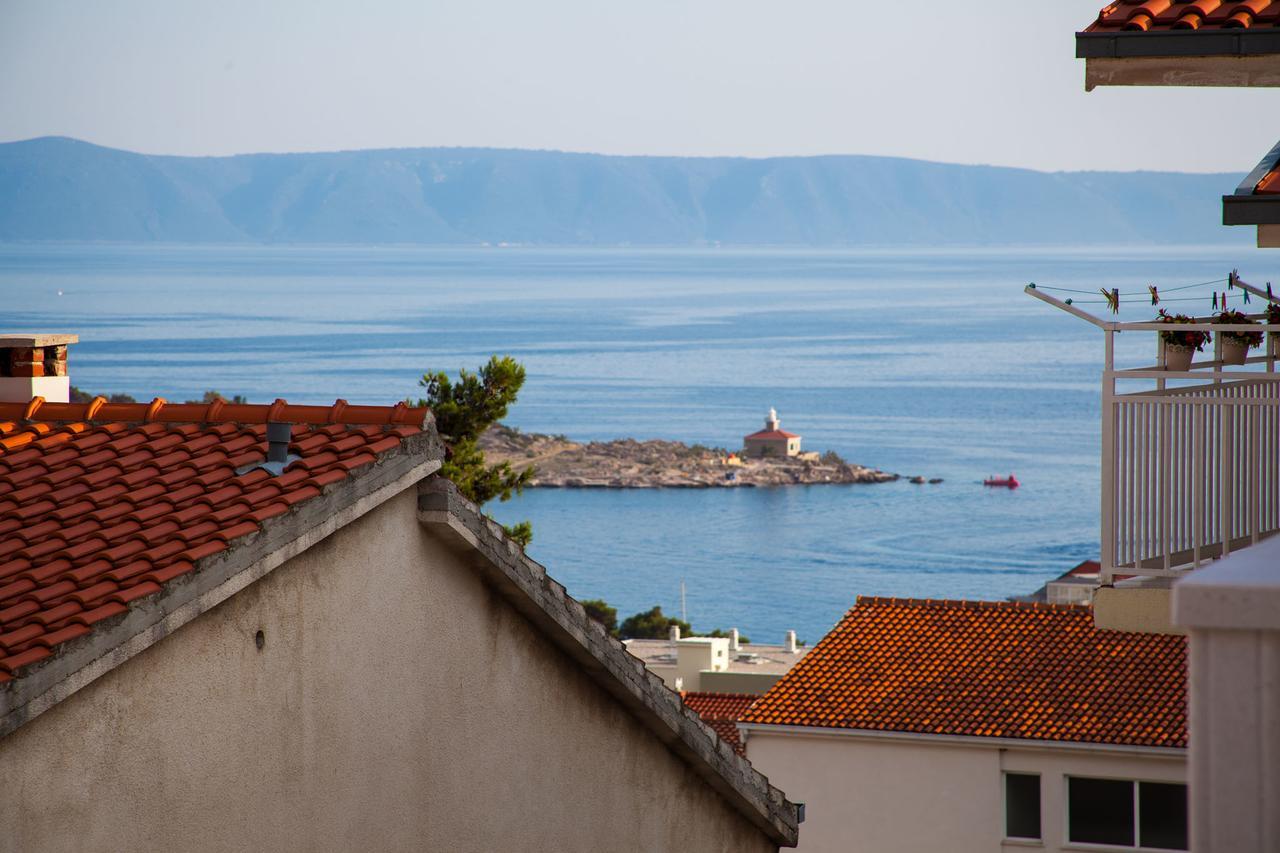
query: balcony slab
[{"left": 1094, "top": 578, "right": 1185, "bottom": 635}]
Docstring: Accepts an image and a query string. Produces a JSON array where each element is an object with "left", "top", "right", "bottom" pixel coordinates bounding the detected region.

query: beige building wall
[
  {"left": 745, "top": 730, "right": 1184, "bottom": 853},
  {"left": 0, "top": 487, "right": 777, "bottom": 853}
]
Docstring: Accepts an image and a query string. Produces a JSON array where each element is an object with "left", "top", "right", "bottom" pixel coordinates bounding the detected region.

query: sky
[{"left": 0, "top": 0, "right": 1275, "bottom": 173}]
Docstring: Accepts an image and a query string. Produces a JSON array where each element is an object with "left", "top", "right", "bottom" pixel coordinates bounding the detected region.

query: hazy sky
[{"left": 1, "top": 0, "right": 1275, "bottom": 172}]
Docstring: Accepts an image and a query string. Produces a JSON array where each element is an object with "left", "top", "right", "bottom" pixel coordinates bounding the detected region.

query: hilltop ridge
[{"left": 0, "top": 136, "right": 1248, "bottom": 246}]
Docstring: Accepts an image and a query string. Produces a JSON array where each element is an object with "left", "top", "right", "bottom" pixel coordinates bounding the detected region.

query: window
[
  {"left": 1139, "top": 782, "right": 1188, "bottom": 850},
  {"left": 1067, "top": 777, "right": 1187, "bottom": 850},
  {"left": 1004, "top": 773, "right": 1041, "bottom": 840}
]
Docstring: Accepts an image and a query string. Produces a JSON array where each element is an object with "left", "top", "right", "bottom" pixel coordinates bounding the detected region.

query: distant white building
[{"left": 743, "top": 408, "right": 801, "bottom": 459}]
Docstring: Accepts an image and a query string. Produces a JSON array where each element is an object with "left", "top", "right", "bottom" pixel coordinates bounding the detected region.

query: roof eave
[
  {"left": 738, "top": 721, "right": 1187, "bottom": 758},
  {"left": 417, "top": 479, "right": 802, "bottom": 848},
  {"left": 1076, "top": 29, "right": 1280, "bottom": 59},
  {"left": 1223, "top": 139, "right": 1280, "bottom": 226},
  {"left": 1223, "top": 195, "right": 1280, "bottom": 225},
  {"left": 1076, "top": 32, "right": 1280, "bottom": 90}
]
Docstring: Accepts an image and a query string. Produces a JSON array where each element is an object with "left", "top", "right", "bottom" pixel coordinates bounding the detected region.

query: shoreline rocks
[{"left": 479, "top": 425, "right": 903, "bottom": 489}]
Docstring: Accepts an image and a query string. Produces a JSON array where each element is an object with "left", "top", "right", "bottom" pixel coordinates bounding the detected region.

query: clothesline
[{"left": 1032, "top": 277, "right": 1229, "bottom": 296}]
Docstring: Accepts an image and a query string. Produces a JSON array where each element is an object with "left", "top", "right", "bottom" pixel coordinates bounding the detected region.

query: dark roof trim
[
  {"left": 1223, "top": 139, "right": 1280, "bottom": 225},
  {"left": 1077, "top": 29, "right": 1280, "bottom": 59}
]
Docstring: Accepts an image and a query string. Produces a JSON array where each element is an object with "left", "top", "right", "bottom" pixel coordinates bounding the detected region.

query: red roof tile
[
  {"left": 741, "top": 597, "right": 1186, "bottom": 749},
  {"left": 683, "top": 692, "right": 758, "bottom": 756},
  {"left": 743, "top": 430, "right": 799, "bottom": 441},
  {"left": 1084, "top": 0, "right": 1280, "bottom": 33},
  {"left": 0, "top": 396, "right": 429, "bottom": 682},
  {"left": 1257, "top": 167, "right": 1280, "bottom": 194},
  {"left": 1064, "top": 559, "right": 1102, "bottom": 577}
]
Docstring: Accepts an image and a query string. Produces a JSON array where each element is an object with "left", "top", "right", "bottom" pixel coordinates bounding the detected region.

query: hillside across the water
[{"left": 0, "top": 136, "right": 1248, "bottom": 246}]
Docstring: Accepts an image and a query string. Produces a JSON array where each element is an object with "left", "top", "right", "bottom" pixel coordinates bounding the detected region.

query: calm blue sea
[{"left": 2, "top": 243, "right": 1272, "bottom": 642}]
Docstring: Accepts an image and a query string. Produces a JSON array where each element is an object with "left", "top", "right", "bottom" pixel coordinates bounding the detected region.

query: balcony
[{"left": 1028, "top": 277, "right": 1280, "bottom": 633}]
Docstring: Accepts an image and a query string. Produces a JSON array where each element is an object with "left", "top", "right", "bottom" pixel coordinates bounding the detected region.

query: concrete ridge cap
[
  {"left": 853, "top": 595, "right": 1090, "bottom": 612},
  {"left": 0, "top": 434, "right": 443, "bottom": 737},
  {"left": 0, "top": 397, "right": 433, "bottom": 429},
  {"left": 415, "top": 477, "right": 800, "bottom": 848}
]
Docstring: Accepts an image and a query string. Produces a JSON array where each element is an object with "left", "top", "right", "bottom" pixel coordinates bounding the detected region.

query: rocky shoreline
[{"left": 479, "top": 425, "right": 906, "bottom": 489}]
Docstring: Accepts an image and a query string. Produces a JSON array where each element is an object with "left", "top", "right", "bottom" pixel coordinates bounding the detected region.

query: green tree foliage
[
  {"left": 619, "top": 605, "right": 692, "bottom": 640},
  {"left": 69, "top": 386, "right": 137, "bottom": 404},
  {"left": 411, "top": 356, "right": 534, "bottom": 545},
  {"left": 187, "top": 390, "right": 248, "bottom": 404},
  {"left": 609, "top": 603, "right": 746, "bottom": 641},
  {"left": 580, "top": 599, "right": 619, "bottom": 636},
  {"left": 702, "top": 627, "right": 750, "bottom": 643}
]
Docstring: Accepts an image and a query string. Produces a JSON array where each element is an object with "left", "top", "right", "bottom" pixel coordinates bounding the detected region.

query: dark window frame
[
  {"left": 1003, "top": 772, "right": 1042, "bottom": 841},
  {"left": 1065, "top": 775, "right": 1188, "bottom": 851}
]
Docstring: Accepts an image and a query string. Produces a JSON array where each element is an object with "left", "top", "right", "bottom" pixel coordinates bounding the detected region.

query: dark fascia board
[
  {"left": 1223, "top": 139, "right": 1280, "bottom": 225},
  {"left": 1077, "top": 29, "right": 1280, "bottom": 59}
]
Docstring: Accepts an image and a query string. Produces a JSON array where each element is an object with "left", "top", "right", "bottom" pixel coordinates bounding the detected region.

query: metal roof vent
[{"left": 237, "top": 421, "right": 301, "bottom": 477}]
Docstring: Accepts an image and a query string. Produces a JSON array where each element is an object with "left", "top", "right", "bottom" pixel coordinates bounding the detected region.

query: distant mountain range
[{"left": 0, "top": 136, "right": 1248, "bottom": 246}]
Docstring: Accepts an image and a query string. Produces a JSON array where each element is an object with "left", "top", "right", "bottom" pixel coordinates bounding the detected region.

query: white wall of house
[
  {"left": 0, "top": 488, "right": 778, "bottom": 853},
  {"left": 745, "top": 728, "right": 1185, "bottom": 853}
]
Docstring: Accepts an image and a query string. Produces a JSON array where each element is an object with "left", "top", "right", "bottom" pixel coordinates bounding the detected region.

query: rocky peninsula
[{"left": 479, "top": 425, "right": 901, "bottom": 489}]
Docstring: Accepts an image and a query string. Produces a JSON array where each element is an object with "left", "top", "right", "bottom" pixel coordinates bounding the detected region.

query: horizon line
[{"left": 0, "top": 134, "right": 1244, "bottom": 178}]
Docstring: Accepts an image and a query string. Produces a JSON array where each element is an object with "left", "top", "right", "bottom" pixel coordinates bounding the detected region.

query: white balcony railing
[{"left": 1028, "top": 277, "right": 1280, "bottom": 585}]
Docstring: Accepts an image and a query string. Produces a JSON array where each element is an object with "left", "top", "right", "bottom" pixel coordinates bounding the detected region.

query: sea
[{"left": 2, "top": 242, "right": 1272, "bottom": 643}]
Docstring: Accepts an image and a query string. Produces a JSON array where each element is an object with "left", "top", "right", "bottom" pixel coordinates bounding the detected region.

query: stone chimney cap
[{"left": 0, "top": 334, "right": 79, "bottom": 348}]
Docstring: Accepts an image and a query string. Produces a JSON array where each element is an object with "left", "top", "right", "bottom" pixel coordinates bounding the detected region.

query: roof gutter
[
  {"left": 1223, "top": 138, "right": 1280, "bottom": 226},
  {"left": 1076, "top": 29, "right": 1280, "bottom": 59},
  {"left": 738, "top": 722, "right": 1186, "bottom": 760}
]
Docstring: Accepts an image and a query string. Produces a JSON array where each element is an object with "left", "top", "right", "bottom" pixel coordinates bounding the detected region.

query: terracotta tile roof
[
  {"left": 682, "top": 691, "right": 758, "bottom": 755},
  {"left": 741, "top": 597, "right": 1187, "bottom": 749},
  {"left": 1259, "top": 166, "right": 1280, "bottom": 194},
  {"left": 1223, "top": 139, "right": 1280, "bottom": 226},
  {"left": 1084, "top": 1, "right": 1280, "bottom": 34},
  {"left": 1064, "top": 559, "right": 1102, "bottom": 577},
  {"left": 0, "top": 396, "right": 428, "bottom": 683},
  {"left": 743, "top": 429, "right": 799, "bottom": 441}
]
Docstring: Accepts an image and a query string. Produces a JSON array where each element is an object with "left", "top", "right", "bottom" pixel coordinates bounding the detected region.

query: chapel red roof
[
  {"left": 682, "top": 691, "right": 758, "bottom": 756},
  {"left": 0, "top": 396, "right": 428, "bottom": 683},
  {"left": 1084, "top": 1, "right": 1280, "bottom": 33},
  {"left": 743, "top": 430, "right": 799, "bottom": 441},
  {"left": 742, "top": 597, "right": 1186, "bottom": 749}
]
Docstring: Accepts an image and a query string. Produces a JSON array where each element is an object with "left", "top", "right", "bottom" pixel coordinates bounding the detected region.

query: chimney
[
  {"left": 729, "top": 627, "right": 740, "bottom": 651},
  {"left": 0, "top": 334, "right": 78, "bottom": 403},
  {"left": 669, "top": 624, "right": 681, "bottom": 642},
  {"left": 784, "top": 630, "right": 797, "bottom": 654},
  {"left": 253, "top": 422, "right": 299, "bottom": 476}
]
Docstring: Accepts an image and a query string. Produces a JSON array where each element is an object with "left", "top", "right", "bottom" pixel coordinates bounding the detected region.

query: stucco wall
[
  {"left": 747, "top": 732, "right": 998, "bottom": 853},
  {"left": 0, "top": 487, "right": 776, "bottom": 853},
  {"left": 746, "top": 730, "right": 1184, "bottom": 853}
]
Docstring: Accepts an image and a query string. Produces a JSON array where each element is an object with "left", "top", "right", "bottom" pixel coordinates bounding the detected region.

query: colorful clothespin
[
  {"left": 1148, "top": 285, "right": 1159, "bottom": 306},
  {"left": 1268, "top": 282, "right": 1274, "bottom": 300},
  {"left": 1229, "top": 269, "right": 1238, "bottom": 289},
  {"left": 1213, "top": 292, "right": 1219, "bottom": 310},
  {"left": 1100, "top": 288, "right": 1120, "bottom": 314},
  {"left": 1244, "top": 288, "right": 1251, "bottom": 305}
]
